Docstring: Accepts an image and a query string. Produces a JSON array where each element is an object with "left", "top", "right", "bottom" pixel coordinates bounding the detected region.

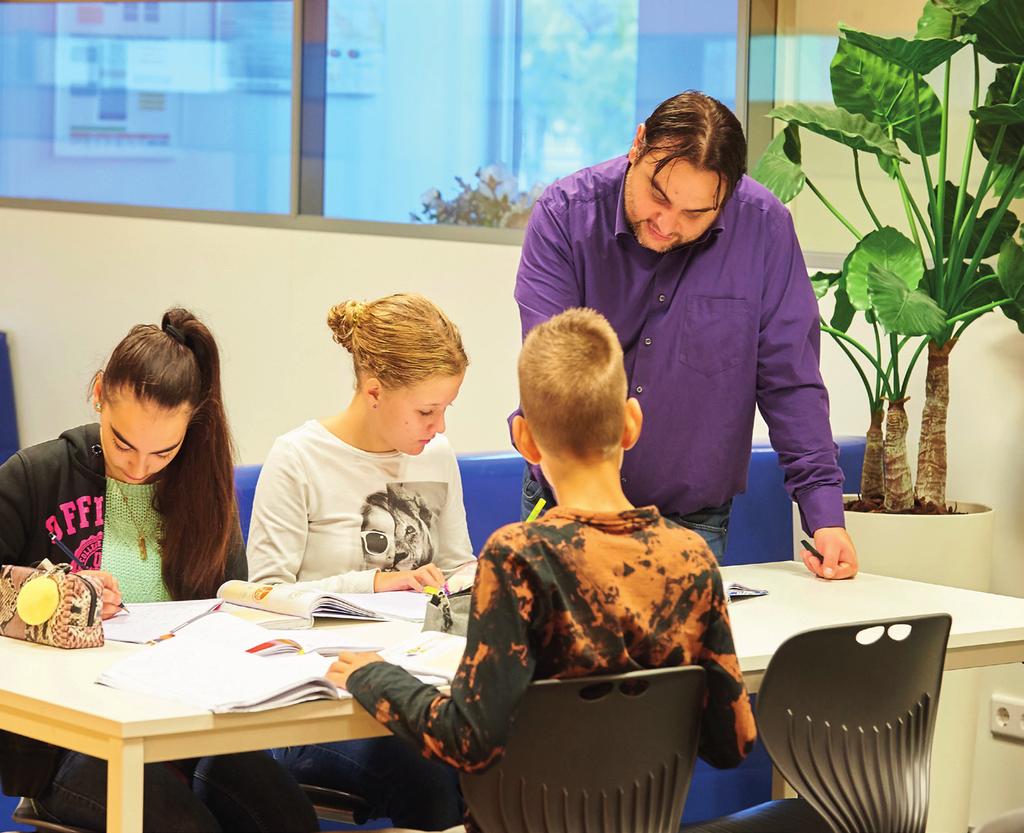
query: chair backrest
[
  {"left": 460, "top": 665, "right": 706, "bottom": 833},
  {"left": 755, "top": 613, "right": 952, "bottom": 833}
]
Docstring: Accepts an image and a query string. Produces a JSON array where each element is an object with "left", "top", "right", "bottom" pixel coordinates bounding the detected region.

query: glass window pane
[
  {"left": 0, "top": 1, "right": 292, "bottom": 213},
  {"left": 322, "top": 0, "right": 738, "bottom": 227}
]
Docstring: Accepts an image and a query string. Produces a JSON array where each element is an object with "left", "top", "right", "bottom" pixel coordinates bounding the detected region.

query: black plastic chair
[
  {"left": 459, "top": 665, "right": 706, "bottom": 833},
  {"left": 682, "top": 613, "right": 952, "bottom": 833},
  {"left": 11, "top": 797, "right": 92, "bottom": 833},
  {"left": 299, "top": 783, "right": 373, "bottom": 825}
]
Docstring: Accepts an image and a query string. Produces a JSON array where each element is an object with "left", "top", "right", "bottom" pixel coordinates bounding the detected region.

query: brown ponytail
[{"left": 102, "top": 308, "right": 236, "bottom": 600}]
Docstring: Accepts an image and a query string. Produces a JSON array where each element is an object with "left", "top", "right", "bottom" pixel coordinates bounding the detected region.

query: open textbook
[
  {"left": 216, "top": 580, "right": 430, "bottom": 627},
  {"left": 97, "top": 612, "right": 467, "bottom": 712}
]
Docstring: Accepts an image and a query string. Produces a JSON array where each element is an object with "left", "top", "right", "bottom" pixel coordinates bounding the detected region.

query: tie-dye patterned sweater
[{"left": 347, "top": 505, "right": 757, "bottom": 824}]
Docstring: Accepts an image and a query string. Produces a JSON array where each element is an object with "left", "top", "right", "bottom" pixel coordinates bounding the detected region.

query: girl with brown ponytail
[{"left": 0, "top": 308, "right": 317, "bottom": 832}]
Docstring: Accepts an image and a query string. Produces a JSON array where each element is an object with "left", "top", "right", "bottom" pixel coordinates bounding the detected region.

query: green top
[{"left": 102, "top": 479, "right": 170, "bottom": 603}]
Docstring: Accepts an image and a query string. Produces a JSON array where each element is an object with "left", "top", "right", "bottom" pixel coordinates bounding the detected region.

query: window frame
[{"left": 0, "top": 0, "right": 771, "bottom": 246}]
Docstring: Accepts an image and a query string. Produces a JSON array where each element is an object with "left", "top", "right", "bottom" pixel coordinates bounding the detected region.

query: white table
[
  {"left": 723, "top": 562, "right": 1024, "bottom": 692},
  {"left": 2, "top": 563, "right": 1024, "bottom": 833}
]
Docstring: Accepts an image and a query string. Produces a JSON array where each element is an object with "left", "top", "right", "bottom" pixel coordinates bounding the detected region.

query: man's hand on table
[{"left": 802, "top": 527, "right": 858, "bottom": 580}]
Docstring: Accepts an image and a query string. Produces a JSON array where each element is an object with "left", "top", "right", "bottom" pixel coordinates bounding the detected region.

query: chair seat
[
  {"left": 12, "top": 797, "right": 93, "bottom": 833},
  {"left": 300, "top": 783, "right": 373, "bottom": 824},
  {"left": 680, "top": 798, "right": 833, "bottom": 833}
]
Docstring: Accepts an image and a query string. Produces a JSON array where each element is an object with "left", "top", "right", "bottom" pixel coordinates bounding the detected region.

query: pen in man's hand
[{"left": 800, "top": 539, "right": 824, "bottom": 561}]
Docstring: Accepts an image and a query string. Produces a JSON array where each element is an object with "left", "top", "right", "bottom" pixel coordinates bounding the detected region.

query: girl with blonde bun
[{"left": 247, "top": 293, "right": 472, "bottom": 828}]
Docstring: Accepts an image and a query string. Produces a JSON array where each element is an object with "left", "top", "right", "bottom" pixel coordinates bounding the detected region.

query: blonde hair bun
[{"left": 327, "top": 300, "right": 367, "bottom": 352}]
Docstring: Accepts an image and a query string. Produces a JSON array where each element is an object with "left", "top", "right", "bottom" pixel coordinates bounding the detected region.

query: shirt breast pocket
[{"left": 679, "top": 296, "right": 753, "bottom": 376}]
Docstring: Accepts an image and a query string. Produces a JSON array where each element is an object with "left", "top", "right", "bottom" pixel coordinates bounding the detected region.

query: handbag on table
[{"left": 0, "top": 563, "right": 104, "bottom": 648}]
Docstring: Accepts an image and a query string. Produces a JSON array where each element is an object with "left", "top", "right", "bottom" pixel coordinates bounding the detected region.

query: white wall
[{"left": 0, "top": 208, "right": 524, "bottom": 462}]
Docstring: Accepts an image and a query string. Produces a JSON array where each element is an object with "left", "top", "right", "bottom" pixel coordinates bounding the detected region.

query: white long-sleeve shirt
[{"left": 247, "top": 420, "right": 474, "bottom": 594}]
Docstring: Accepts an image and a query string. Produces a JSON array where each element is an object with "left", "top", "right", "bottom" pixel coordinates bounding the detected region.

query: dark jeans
[
  {"left": 35, "top": 750, "right": 318, "bottom": 833},
  {"left": 521, "top": 464, "right": 732, "bottom": 562},
  {"left": 271, "top": 737, "right": 462, "bottom": 830}
]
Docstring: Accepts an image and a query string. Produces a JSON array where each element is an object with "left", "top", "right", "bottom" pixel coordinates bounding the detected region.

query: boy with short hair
[{"left": 330, "top": 308, "right": 756, "bottom": 825}]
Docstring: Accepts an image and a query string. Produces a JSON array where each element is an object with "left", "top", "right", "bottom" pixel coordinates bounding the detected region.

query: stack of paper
[{"left": 97, "top": 612, "right": 346, "bottom": 712}]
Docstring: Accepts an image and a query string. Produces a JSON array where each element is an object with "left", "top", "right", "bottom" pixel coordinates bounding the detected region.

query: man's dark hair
[{"left": 639, "top": 91, "right": 747, "bottom": 203}]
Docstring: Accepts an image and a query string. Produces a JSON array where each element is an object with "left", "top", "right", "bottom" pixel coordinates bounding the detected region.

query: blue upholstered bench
[{"left": 0, "top": 332, "right": 19, "bottom": 467}]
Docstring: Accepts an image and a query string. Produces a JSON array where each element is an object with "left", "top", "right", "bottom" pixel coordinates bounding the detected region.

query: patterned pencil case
[{"left": 0, "top": 563, "right": 104, "bottom": 648}]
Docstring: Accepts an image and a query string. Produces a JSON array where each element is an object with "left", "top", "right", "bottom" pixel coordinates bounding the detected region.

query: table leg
[
  {"left": 106, "top": 738, "right": 144, "bottom": 833},
  {"left": 771, "top": 765, "right": 797, "bottom": 800}
]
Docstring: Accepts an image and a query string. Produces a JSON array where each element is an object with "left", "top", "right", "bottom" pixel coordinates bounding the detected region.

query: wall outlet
[{"left": 990, "top": 694, "right": 1024, "bottom": 741}]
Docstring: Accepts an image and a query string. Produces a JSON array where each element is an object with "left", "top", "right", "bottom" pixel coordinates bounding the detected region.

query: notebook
[
  {"left": 102, "top": 599, "right": 223, "bottom": 644},
  {"left": 97, "top": 612, "right": 344, "bottom": 712},
  {"left": 97, "top": 613, "right": 465, "bottom": 712},
  {"left": 216, "top": 580, "right": 429, "bottom": 626}
]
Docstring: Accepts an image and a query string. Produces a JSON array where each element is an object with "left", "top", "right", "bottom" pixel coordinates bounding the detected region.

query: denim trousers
[
  {"left": 35, "top": 750, "right": 318, "bottom": 833},
  {"left": 271, "top": 737, "right": 463, "bottom": 830},
  {"left": 521, "top": 464, "right": 732, "bottom": 562}
]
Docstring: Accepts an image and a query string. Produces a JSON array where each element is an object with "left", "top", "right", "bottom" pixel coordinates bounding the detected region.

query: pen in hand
[
  {"left": 48, "top": 532, "right": 128, "bottom": 613},
  {"left": 799, "top": 539, "right": 824, "bottom": 562}
]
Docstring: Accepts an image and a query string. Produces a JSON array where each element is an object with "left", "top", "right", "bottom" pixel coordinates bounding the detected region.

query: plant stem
[
  {"left": 912, "top": 71, "right": 942, "bottom": 279},
  {"left": 820, "top": 326, "right": 890, "bottom": 383},
  {"left": 949, "top": 63, "right": 1024, "bottom": 290},
  {"left": 894, "top": 164, "right": 935, "bottom": 257},
  {"left": 827, "top": 329, "right": 876, "bottom": 410},
  {"left": 805, "top": 177, "right": 863, "bottom": 240},
  {"left": 853, "top": 150, "right": 883, "bottom": 231},
  {"left": 862, "top": 407, "right": 885, "bottom": 501},
  {"left": 945, "top": 297, "right": 1012, "bottom": 325},
  {"left": 915, "top": 340, "right": 956, "bottom": 508},
  {"left": 956, "top": 148, "right": 1024, "bottom": 301},
  {"left": 948, "top": 47, "right": 981, "bottom": 266},
  {"left": 883, "top": 398, "right": 914, "bottom": 511},
  {"left": 899, "top": 337, "right": 930, "bottom": 397}
]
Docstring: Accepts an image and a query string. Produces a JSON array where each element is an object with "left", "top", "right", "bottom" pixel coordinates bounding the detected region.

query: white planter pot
[
  {"left": 791, "top": 496, "right": 994, "bottom": 592},
  {"left": 791, "top": 496, "right": 995, "bottom": 833}
]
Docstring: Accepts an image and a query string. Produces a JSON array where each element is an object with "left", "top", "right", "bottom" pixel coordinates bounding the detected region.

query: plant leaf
[
  {"left": 935, "top": 180, "right": 1020, "bottom": 258},
  {"left": 992, "top": 161, "right": 1024, "bottom": 197},
  {"left": 975, "top": 64, "right": 1024, "bottom": 164},
  {"left": 844, "top": 227, "right": 925, "bottom": 310},
  {"left": 963, "top": 0, "right": 1024, "bottom": 64},
  {"left": 831, "top": 39, "right": 943, "bottom": 156},
  {"left": 841, "top": 24, "right": 974, "bottom": 74},
  {"left": 931, "top": 0, "right": 990, "bottom": 15},
  {"left": 751, "top": 127, "right": 806, "bottom": 203},
  {"left": 917, "top": 3, "right": 959, "bottom": 39},
  {"left": 767, "top": 104, "right": 907, "bottom": 162},
  {"left": 867, "top": 263, "right": 948, "bottom": 335},
  {"left": 972, "top": 100, "right": 1024, "bottom": 125},
  {"left": 831, "top": 280, "right": 857, "bottom": 331},
  {"left": 809, "top": 270, "right": 839, "bottom": 299},
  {"left": 960, "top": 268, "right": 1004, "bottom": 312},
  {"left": 996, "top": 237, "right": 1024, "bottom": 331}
]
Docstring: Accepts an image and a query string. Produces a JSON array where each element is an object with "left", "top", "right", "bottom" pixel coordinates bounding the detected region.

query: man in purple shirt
[{"left": 513, "top": 91, "right": 857, "bottom": 580}]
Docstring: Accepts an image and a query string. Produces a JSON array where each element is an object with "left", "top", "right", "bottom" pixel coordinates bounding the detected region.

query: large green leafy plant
[{"left": 753, "top": 0, "right": 1024, "bottom": 513}]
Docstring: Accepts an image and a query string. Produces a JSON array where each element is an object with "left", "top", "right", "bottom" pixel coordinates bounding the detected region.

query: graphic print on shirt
[
  {"left": 44, "top": 493, "right": 105, "bottom": 571},
  {"left": 359, "top": 481, "right": 446, "bottom": 572}
]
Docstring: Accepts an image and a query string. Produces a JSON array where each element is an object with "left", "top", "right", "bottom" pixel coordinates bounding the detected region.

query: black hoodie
[{"left": 0, "top": 423, "right": 247, "bottom": 796}]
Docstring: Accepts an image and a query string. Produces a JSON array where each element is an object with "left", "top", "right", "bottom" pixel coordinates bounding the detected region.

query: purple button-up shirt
[{"left": 513, "top": 156, "right": 845, "bottom": 534}]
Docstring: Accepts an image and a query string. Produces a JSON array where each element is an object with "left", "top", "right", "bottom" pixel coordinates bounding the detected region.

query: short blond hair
[
  {"left": 518, "top": 308, "right": 626, "bottom": 459},
  {"left": 327, "top": 293, "right": 468, "bottom": 388}
]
